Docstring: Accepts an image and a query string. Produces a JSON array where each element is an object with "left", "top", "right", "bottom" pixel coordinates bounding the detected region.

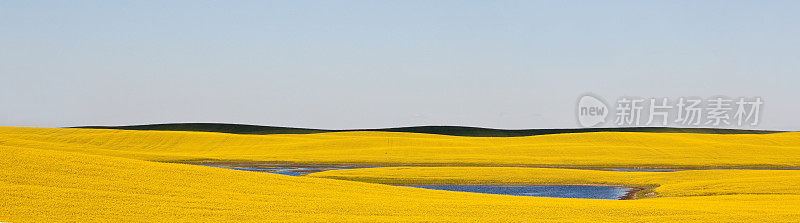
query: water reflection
[{"left": 403, "top": 185, "right": 632, "bottom": 200}]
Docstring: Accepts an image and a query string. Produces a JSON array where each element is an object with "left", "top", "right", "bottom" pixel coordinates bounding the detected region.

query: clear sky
[{"left": 2, "top": 1, "right": 799, "bottom": 130}]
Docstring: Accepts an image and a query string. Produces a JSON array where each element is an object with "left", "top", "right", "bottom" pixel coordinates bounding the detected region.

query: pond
[
  {"left": 402, "top": 185, "right": 633, "bottom": 200},
  {"left": 199, "top": 164, "right": 637, "bottom": 199},
  {"left": 201, "top": 165, "right": 371, "bottom": 176},
  {"left": 609, "top": 168, "right": 681, "bottom": 172}
]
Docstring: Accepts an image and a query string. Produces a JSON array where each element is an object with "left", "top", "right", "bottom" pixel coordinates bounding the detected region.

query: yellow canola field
[
  {"left": 2, "top": 126, "right": 800, "bottom": 167},
  {"left": 3, "top": 141, "right": 800, "bottom": 222},
  {"left": 308, "top": 167, "right": 800, "bottom": 197},
  {"left": 3, "top": 126, "right": 800, "bottom": 222}
]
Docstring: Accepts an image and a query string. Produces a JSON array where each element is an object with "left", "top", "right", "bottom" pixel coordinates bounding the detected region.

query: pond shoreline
[
  {"left": 184, "top": 161, "right": 800, "bottom": 200},
  {"left": 189, "top": 161, "right": 655, "bottom": 200},
  {"left": 176, "top": 160, "right": 800, "bottom": 171},
  {"left": 391, "top": 183, "right": 646, "bottom": 200}
]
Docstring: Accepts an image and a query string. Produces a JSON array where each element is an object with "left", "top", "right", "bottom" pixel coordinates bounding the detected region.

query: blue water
[
  {"left": 202, "top": 165, "right": 370, "bottom": 176},
  {"left": 201, "top": 165, "right": 633, "bottom": 199},
  {"left": 610, "top": 168, "right": 680, "bottom": 172},
  {"left": 262, "top": 167, "right": 366, "bottom": 176},
  {"left": 404, "top": 185, "right": 632, "bottom": 200}
]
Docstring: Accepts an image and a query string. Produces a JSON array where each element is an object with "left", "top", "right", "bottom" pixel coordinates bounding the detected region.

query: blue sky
[{"left": 2, "top": 1, "right": 799, "bottom": 130}]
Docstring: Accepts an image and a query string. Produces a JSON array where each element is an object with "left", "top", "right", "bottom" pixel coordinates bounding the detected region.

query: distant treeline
[{"left": 73, "top": 123, "right": 782, "bottom": 137}]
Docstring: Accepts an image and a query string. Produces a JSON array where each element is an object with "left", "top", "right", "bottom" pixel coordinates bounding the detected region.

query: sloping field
[
  {"left": 3, "top": 126, "right": 800, "bottom": 222},
  {"left": 3, "top": 140, "right": 800, "bottom": 222},
  {"left": 2, "top": 127, "right": 800, "bottom": 167}
]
